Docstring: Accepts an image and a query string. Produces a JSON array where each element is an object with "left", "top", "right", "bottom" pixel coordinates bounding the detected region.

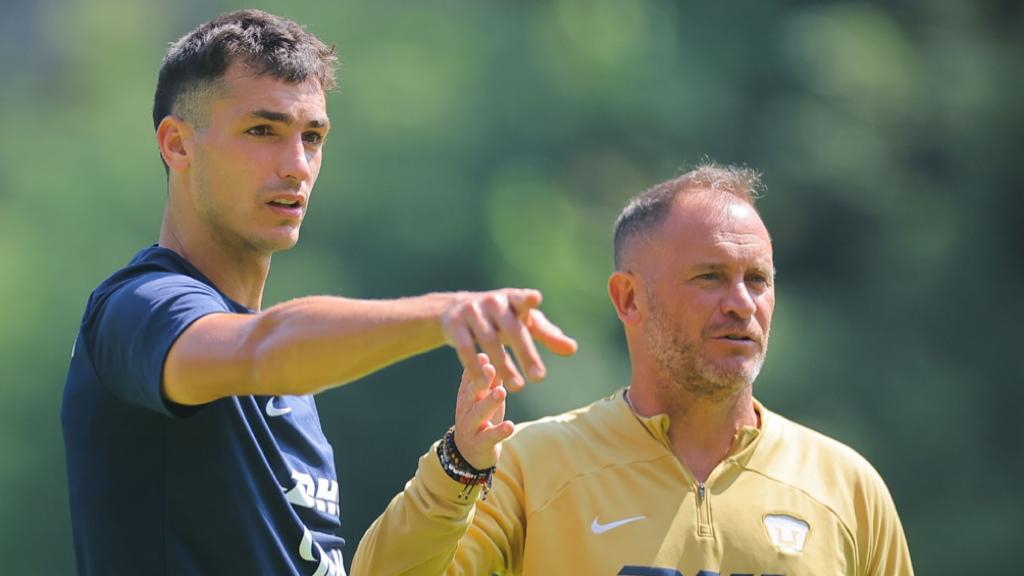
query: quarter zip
[
  {"left": 696, "top": 481, "right": 713, "bottom": 537},
  {"left": 622, "top": 392, "right": 766, "bottom": 543}
]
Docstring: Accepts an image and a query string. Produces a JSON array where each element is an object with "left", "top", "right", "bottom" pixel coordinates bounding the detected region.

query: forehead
[
  {"left": 209, "top": 63, "right": 327, "bottom": 120},
  {"left": 643, "top": 191, "right": 773, "bottom": 272}
]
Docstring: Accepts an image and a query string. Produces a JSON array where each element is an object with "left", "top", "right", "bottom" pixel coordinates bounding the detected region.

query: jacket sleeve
[
  {"left": 855, "top": 467, "right": 915, "bottom": 576},
  {"left": 351, "top": 440, "right": 528, "bottom": 576}
]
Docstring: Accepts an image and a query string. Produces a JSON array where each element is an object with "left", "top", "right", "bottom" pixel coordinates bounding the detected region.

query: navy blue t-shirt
[{"left": 62, "top": 246, "right": 346, "bottom": 575}]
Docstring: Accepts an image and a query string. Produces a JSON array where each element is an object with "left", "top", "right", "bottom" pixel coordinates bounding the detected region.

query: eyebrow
[
  {"left": 694, "top": 262, "right": 777, "bottom": 277},
  {"left": 248, "top": 109, "right": 329, "bottom": 129}
]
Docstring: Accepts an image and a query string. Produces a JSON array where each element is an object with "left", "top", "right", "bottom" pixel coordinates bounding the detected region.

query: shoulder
[
  {"left": 86, "top": 247, "right": 233, "bottom": 322},
  {"left": 79, "top": 247, "right": 239, "bottom": 356},
  {"left": 497, "top": 392, "right": 660, "bottom": 506},
  {"left": 752, "top": 407, "right": 895, "bottom": 524},
  {"left": 113, "top": 269, "right": 221, "bottom": 305},
  {"left": 105, "top": 246, "right": 219, "bottom": 296},
  {"left": 505, "top": 392, "right": 634, "bottom": 457}
]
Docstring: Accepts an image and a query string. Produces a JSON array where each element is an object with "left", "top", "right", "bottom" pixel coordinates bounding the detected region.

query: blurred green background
[{"left": 1, "top": 0, "right": 1021, "bottom": 573}]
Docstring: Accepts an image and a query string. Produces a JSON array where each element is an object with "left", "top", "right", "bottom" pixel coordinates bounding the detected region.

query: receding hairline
[
  {"left": 619, "top": 189, "right": 759, "bottom": 267},
  {"left": 612, "top": 164, "right": 764, "bottom": 270}
]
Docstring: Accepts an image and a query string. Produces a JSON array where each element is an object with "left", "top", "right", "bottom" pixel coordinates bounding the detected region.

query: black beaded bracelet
[{"left": 436, "top": 426, "right": 496, "bottom": 501}]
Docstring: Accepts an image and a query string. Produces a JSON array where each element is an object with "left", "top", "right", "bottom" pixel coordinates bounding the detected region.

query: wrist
[
  {"left": 418, "top": 291, "right": 464, "bottom": 339},
  {"left": 436, "top": 426, "right": 496, "bottom": 501},
  {"left": 387, "top": 292, "right": 457, "bottom": 349}
]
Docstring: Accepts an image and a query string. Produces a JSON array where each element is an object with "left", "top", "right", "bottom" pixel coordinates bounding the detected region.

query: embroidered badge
[{"left": 763, "top": 513, "right": 810, "bottom": 553}]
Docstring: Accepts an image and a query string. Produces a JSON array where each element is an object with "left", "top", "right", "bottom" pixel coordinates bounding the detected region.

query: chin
[
  {"left": 734, "top": 362, "right": 765, "bottom": 387},
  {"left": 703, "top": 357, "right": 764, "bottom": 388},
  {"left": 261, "top": 229, "right": 302, "bottom": 252}
]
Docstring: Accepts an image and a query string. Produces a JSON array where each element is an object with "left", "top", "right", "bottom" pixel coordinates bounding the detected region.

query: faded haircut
[
  {"left": 152, "top": 9, "right": 338, "bottom": 135},
  {"left": 612, "top": 163, "right": 763, "bottom": 269}
]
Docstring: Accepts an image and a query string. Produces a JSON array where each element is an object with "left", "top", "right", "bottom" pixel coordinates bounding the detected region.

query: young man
[
  {"left": 60, "top": 10, "right": 576, "bottom": 575},
  {"left": 352, "top": 164, "right": 915, "bottom": 575}
]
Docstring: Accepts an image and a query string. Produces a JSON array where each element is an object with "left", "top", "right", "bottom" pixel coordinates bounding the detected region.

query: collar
[{"left": 619, "top": 388, "right": 765, "bottom": 467}]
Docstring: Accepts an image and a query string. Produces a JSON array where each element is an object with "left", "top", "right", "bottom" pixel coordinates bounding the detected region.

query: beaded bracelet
[{"left": 436, "top": 426, "right": 496, "bottom": 501}]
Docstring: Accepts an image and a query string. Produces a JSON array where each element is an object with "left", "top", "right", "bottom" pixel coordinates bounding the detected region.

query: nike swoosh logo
[
  {"left": 265, "top": 397, "right": 292, "bottom": 417},
  {"left": 591, "top": 515, "right": 646, "bottom": 534}
]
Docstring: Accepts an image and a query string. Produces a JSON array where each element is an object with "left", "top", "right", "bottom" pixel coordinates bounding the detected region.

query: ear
[
  {"left": 608, "top": 270, "right": 643, "bottom": 326},
  {"left": 156, "top": 115, "right": 193, "bottom": 173}
]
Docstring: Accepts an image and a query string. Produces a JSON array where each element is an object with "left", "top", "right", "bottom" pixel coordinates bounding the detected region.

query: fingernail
[{"left": 528, "top": 366, "right": 544, "bottom": 381}]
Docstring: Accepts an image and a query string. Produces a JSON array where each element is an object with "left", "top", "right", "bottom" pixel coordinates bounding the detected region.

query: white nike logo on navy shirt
[{"left": 266, "top": 397, "right": 292, "bottom": 417}]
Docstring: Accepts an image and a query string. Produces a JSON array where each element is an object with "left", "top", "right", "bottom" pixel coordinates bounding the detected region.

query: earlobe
[
  {"left": 156, "top": 116, "right": 191, "bottom": 172},
  {"left": 608, "top": 271, "right": 642, "bottom": 325}
]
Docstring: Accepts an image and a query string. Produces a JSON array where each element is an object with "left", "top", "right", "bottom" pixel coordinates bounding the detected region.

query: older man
[{"left": 352, "top": 164, "right": 914, "bottom": 575}]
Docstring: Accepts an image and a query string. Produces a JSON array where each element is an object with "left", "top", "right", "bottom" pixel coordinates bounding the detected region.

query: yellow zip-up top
[{"left": 352, "top": 391, "right": 913, "bottom": 576}]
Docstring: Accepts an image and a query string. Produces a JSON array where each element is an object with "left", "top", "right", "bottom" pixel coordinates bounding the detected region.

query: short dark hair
[
  {"left": 152, "top": 9, "right": 338, "bottom": 132},
  {"left": 612, "top": 163, "right": 763, "bottom": 269}
]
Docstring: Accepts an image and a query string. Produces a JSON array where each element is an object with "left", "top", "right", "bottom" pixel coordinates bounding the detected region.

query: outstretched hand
[
  {"left": 454, "top": 354, "right": 515, "bottom": 470},
  {"left": 440, "top": 289, "right": 578, "bottom": 392}
]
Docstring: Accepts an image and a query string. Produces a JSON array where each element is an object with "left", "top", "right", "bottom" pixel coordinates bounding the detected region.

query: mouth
[
  {"left": 267, "top": 195, "right": 304, "bottom": 208},
  {"left": 713, "top": 333, "right": 760, "bottom": 346},
  {"left": 266, "top": 195, "right": 305, "bottom": 217}
]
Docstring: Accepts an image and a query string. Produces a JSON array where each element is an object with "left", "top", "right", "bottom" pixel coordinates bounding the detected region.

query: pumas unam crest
[{"left": 763, "top": 514, "right": 810, "bottom": 554}]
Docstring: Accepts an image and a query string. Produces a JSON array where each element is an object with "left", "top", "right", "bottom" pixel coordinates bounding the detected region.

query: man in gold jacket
[{"left": 352, "top": 164, "right": 914, "bottom": 576}]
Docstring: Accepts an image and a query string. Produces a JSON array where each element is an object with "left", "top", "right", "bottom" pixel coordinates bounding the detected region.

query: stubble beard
[
  {"left": 194, "top": 162, "right": 284, "bottom": 257},
  {"left": 643, "top": 296, "right": 768, "bottom": 404}
]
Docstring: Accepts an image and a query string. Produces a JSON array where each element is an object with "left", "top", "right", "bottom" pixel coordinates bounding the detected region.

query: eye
[
  {"left": 246, "top": 125, "right": 273, "bottom": 137},
  {"left": 746, "top": 273, "right": 772, "bottom": 288},
  {"left": 302, "top": 131, "right": 324, "bottom": 145},
  {"left": 696, "top": 272, "right": 721, "bottom": 281}
]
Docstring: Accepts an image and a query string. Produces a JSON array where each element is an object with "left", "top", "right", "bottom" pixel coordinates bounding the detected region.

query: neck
[
  {"left": 628, "top": 372, "right": 757, "bottom": 484},
  {"left": 158, "top": 208, "right": 270, "bottom": 310}
]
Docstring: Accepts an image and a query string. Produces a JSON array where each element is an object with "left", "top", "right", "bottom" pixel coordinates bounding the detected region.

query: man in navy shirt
[{"left": 61, "top": 10, "right": 577, "bottom": 575}]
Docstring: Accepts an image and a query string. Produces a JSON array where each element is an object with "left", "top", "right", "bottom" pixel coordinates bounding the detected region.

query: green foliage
[{"left": 1, "top": 0, "right": 1019, "bottom": 573}]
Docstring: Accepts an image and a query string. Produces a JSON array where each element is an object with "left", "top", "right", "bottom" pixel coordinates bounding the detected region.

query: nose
[
  {"left": 278, "top": 135, "right": 313, "bottom": 185},
  {"left": 721, "top": 280, "right": 757, "bottom": 319}
]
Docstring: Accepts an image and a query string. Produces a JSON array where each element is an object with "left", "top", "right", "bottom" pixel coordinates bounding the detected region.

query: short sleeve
[{"left": 86, "top": 272, "right": 230, "bottom": 416}]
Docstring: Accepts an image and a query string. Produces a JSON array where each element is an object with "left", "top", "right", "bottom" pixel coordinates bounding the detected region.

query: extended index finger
[{"left": 527, "top": 309, "right": 579, "bottom": 356}]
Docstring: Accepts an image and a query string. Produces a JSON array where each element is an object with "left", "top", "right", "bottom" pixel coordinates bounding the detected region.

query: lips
[
  {"left": 266, "top": 193, "right": 305, "bottom": 208},
  {"left": 709, "top": 330, "right": 761, "bottom": 345},
  {"left": 264, "top": 193, "right": 306, "bottom": 219}
]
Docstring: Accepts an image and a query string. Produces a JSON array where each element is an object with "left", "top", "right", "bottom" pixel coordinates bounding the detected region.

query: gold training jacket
[{"left": 352, "top": 391, "right": 914, "bottom": 576}]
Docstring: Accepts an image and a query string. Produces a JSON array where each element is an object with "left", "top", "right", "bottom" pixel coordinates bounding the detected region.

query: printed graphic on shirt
[
  {"left": 286, "top": 470, "right": 340, "bottom": 517},
  {"left": 299, "top": 528, "right": 346, "bottom": 576}
]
